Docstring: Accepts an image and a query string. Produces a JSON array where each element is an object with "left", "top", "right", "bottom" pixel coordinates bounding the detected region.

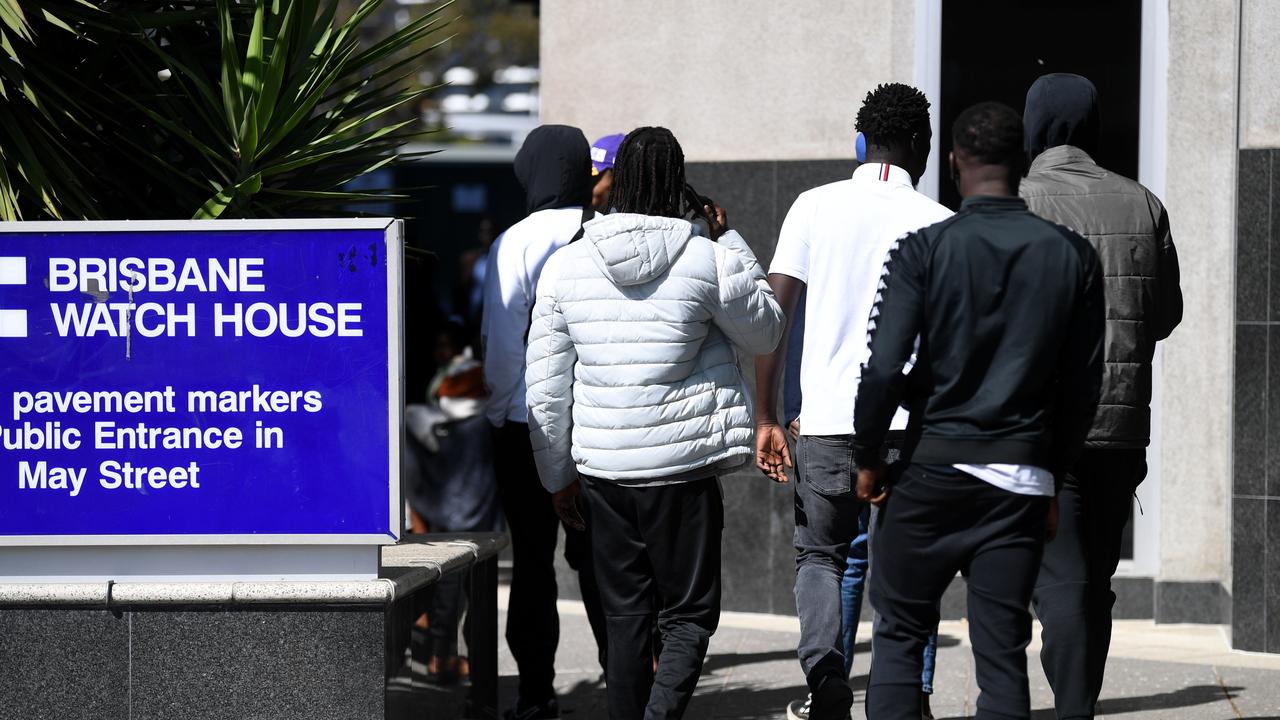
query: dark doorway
[{"left": 938, "top": 0, "right": 1143, "bottom": 209}]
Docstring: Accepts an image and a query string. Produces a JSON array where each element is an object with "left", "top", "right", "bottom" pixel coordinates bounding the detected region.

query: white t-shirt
[
  {"left": 954, "top": 464, "right": 1055, "bottom": 496},
  {"left": 770, "top": 163, "right": 952, "bottom": 436}
]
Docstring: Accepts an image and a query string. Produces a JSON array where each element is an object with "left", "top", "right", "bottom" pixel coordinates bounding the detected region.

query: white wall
[
  {"left": 540, "top": 0, "right": 917, "bottom": 161},
  {"left": 1158, "top": 0, "right": 1239, "bottom": 582},
  {"left": 1240, "top": 0, "right": 1280, "bottom": 149}
]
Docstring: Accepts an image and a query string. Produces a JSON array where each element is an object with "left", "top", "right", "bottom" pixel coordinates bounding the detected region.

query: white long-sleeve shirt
[{"left": 481, "top": 206, "right": 590, "bottom": 426}]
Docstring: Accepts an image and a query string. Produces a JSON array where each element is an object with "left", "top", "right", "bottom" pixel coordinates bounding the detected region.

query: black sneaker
[
  {"left": 786, "top": 694, "right": 812, "bottom": 720},
  {"left": 808, "top": 676, "right": 853, "bottom": 720},
  {"left": 503, "top": 698, "right": 560, "bottom": 720}
]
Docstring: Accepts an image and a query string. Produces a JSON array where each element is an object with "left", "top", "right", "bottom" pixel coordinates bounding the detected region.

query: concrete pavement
[{"left": 391, "top": 592, "right": 1280, "bottom": 719}]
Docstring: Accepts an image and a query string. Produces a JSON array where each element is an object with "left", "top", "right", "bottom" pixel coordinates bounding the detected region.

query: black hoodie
[
  {"left": 513, "top": 125, "right": 594, "bottom": 215},
  {"left": 1023, "top": 73, "right": 1100, "bottom": 163}
]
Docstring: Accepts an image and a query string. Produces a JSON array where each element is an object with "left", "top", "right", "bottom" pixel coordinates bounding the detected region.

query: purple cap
[{"left": 590, "top": 133, "right": 625, "bottom": 175}]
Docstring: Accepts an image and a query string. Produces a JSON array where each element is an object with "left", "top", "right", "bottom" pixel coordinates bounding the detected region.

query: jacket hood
[
  {"left": 1024, "top": 73, "right": 1100, "bottom": 163},
  {"left": 581, "top": 213, "right": 694, "bottom": 286},
  {"left": 514, "top": 125, "right": 594, "bottom": 214}
]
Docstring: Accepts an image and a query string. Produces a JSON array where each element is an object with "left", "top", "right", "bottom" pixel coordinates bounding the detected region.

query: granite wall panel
[
  {"left": 0, "top": 607, "right": 388, "bottom": 720},
  {"left": 0, "top": 610, "right": 128, "bottom": 720},
  {"left": 129, "top": 609, "right": 385, "bottom": 720},
  {"left": 1236, "top": 324, "right": 1268, "bottom": 497},
  {"left": 1237, "top": 149, "right": 1271, "bottom": 322},
  {"left": 1234, "top": 148, "right": 1280, "bottom": 650},
  {"left": 1233, "top": 498, "right": 1266, "bottom": 651}
]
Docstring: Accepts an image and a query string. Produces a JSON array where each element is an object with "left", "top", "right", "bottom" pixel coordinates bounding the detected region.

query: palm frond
[{"left": 0, "top": 0, "right": 448, "bottom": 220}]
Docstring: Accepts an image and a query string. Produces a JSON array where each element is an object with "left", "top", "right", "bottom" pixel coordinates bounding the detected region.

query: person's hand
[
  {"left": 856, "top": 464, "right": 890, "bottom": 506},
  {"left": 755, "top": 422, "right": 792, "bottom": 483},
  {"left": 1045, "top": 495, "right": 1059, "bottom": 543},
  {"left": 788, "top": 419, "right": 801, "bottom": 441},
  {"left": 704, "top": 203, "right": 729, "bottom": 240},
  {"left": 553, "top": 479, "right": 585, "bottom": 531}
]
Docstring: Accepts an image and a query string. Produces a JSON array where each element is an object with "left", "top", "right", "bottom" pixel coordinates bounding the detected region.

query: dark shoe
[
  {"left": 504, "top": 698, "right": 560, "bottom": 720},
  {"left": 808, "top": 676, "right": 853, "bottom": 720},
  {"left": 786, "top": 694, "right": 812, "bottom": 720},
  {"left": 921, "top": 691, "right": 935, "bottom": 720}
]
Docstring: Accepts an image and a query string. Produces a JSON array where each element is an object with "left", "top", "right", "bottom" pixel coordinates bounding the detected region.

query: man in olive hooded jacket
[{"left": 1020, "top": 73, "right": 1183, "bottom": 720}]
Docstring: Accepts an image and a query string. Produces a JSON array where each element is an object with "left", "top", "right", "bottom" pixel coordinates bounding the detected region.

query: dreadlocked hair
[
  {"left": 855, "top": 83, "right": 932, "bottom": 146},
  {"left": 952, "top": 101, "right": 1025, "bottom": 172},
  {"left": 609, "top": 126, "right": 687, "bottom": 218}
]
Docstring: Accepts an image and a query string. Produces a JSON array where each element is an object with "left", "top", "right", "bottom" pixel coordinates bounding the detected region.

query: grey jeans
[
  {"left": 794, "top": 435, "right": 905, "bottom": 690},
  {"left": 793, "top": 434, "right": 866, "bottom": 690}
]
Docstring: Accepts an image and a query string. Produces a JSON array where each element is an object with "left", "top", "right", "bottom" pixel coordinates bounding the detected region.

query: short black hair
[
  {"left": 610, "top": 127, "right": 686, "bottom": 218},
  {"left": 952, "top": 102, "right": 1025, "bottom": 170},
  {"left": 855, "top": 83, "right": 932, "bottom": 145}
]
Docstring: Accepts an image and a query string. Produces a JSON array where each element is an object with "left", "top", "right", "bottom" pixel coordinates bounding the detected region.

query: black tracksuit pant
[
  {"left": 579, "top": 475, "right": 723, "bottom": 720},
  {"left": 867, "top": 464, "right": 1048, "bottom": 720},
  {"left": 493, "top": 422, "right": 609, "bottom": 704},
  {"left": 1033, "top": 448, "right": 1146, "bottom": 719}
]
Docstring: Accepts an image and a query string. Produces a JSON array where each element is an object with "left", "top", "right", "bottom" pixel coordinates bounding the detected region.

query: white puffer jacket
[{"left": 525, "top": 213, "right": 784, "bottom": 492}]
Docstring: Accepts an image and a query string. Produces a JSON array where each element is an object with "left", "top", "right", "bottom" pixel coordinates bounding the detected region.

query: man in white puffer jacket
[{"left": 525, "top": 127, "right": 783, "bottom": 720}]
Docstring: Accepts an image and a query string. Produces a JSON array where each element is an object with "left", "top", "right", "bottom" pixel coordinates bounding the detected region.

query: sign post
[{"left": 0, "top": 219, "right": 402, "bottom": 580}]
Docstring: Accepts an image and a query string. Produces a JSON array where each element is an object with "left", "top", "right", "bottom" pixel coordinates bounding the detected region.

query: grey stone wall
[
  {"left": 0, "top": 608, "right": 385, "bottom": 720},
  {"left": 1233, "top": 147, "right": 1280, "bottom": 651}
]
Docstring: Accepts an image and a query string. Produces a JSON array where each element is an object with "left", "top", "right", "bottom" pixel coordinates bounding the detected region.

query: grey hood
[{"left": 581, "top": 213, "right": 694, "bottom": 286}]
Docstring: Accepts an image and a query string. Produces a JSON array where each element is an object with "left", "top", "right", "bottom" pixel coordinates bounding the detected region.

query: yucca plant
[
  {"left": 0, "top": 0, "right": 451, "bottom": 220},
  {"left": 0, "top": 0, "right": 106, "bottom": 219}
]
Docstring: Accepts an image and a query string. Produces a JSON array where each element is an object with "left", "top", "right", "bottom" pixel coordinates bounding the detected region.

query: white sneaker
[{"left": 786, "top": 695, "right": 812, "bottom": 720}]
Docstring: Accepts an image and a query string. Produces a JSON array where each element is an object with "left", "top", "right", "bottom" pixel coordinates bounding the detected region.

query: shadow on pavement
[
  {"left": 934, "top": 684, "right": 1242, "bottom": 720},
  {"left": 703, "top": 647, "right": 807, "bottom": 674},
  {"left": 699, "top": 633, "right": 959, "bottom": 678},
  {"left": 691, "top": 681, "right": 812, "bottom": 719},
  {"left": 1019, "top": 684, "right": 1242, "bottom": 719}
]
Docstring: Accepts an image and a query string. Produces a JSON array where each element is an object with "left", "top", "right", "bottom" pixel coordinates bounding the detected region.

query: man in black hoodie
[
  {"left": 853, "top": 102, "right": 1105, "bottom": 720},
  {"left": 481, "top": 124, "right": 605, "bottom": 720},
  {"left": 1021, "top": 73, "right": 1183, "bottom": 719}
]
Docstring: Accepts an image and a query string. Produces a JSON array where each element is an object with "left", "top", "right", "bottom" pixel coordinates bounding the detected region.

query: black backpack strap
[
  {"left": 569, "top": 205, "right": 593, "bottom": 243},
  {"left": 524, "top": 206, "right": 594, "bottom": 344}
]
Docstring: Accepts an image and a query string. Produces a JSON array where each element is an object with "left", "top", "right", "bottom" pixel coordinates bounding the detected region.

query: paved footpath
[{"left": 392, "top": 593, "right": 1280, "bottom": 719}]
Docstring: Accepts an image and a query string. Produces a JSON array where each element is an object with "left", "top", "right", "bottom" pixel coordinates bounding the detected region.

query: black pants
[
  {"left": 1033, "top": 448, "right": 1146, "bottom": 719},
  {"left": 426, "top": 568, "right": 467, "bottom": 657},
  {"left": 564, "top": 512, "right": 611, "bottom": 671},
  {"left": 493, "top": 422, "right": 610, "bottom": 704},
  {"left": 867, "top": 464, "right": 1048, "bottom": 720},
  {"left": 580, "top": 475, "right": 723, "bottom": 720}
]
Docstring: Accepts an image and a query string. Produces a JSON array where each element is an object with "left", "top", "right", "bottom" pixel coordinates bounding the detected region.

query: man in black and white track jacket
[{"left": 851, "top": 102, "right": 1105, "bottom": 720}]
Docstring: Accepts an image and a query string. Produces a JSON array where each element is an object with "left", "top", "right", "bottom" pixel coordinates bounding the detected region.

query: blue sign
[{"left": 0, "top": 220, "right": 401, "bottom": 544}]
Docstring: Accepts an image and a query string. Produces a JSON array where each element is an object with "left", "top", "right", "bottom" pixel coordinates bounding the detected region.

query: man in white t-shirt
[{"left": 753, "top": 83, "right": 952, "bottom": 720}]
